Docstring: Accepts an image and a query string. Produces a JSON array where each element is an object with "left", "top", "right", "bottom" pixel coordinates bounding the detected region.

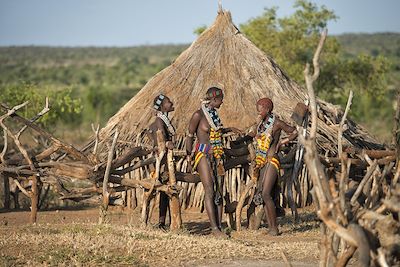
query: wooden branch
[
  {"left": 339, "top": 154, "right": 350, "bottom": 223},
  {"left": 16, "top": 97, "right": 50, "bottom": 139},
  {"left": 141, "top": 130, "right": 165, "bottom": 227},
  {"left": 99, "top": 129, "right": 118, "bottom": 224},
  {"left": 338, "top": 90, "right": 353, "bottom": 159},
  {"left": 0, "top": 107, "right": 34, "bottom": 170},
  {"left": 304, "top": 29, "right": 327, "bottom": 139},
  {"left": 91, "top": 123, "right": 100, "bottom": 156},
  {"left": 300, "top": 30, "right": 375, "bottom": 266},
  {"left": 0, "top": 101, "right": 29, "bottom": 121},
  {"left": 318, "top": 207, "right": 358, "bottom": 247},
  {"left": 1, "top": 103, "right": 92, "bottom": 164},
  {"left": 350, "top": 160, "right": 378, "bottom": 206},
  {"left": 12, "top": 179, "right": 30, "bottom": 197},
  {"left": 0, "top": 102, "right": 41, "bottom": 223},
  {"left": 311, "top": 29, "right": 328, "bottom": 82},
  {"left": 336, "top": 245, "right": 356, "bottom": 267},
  {"left": 343, "top": 147, "right": 395, "bottom": 159},
  {"left": 111, "top": 146, "right": 151, "bottom": 169},
  {"left": 111, "top": 157, "right": 156, "bottom": 175},
  {"left": 0, "top": 166, "right": 40, "bottom": 177},
  {"left": 35, "top": 143, "right": 61, "bottom": 161},
  {"left": 0, "top": 129, "right": 7, "bottom": 163}
]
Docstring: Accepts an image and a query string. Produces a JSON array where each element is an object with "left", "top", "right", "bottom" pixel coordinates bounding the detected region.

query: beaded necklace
[
  {"left": 201, "top": 102, "right": 223, "bottom": 159},
  {"left": 156, "top": 111, "right": 175, "bottom": 136},
  {"left": 201, "top": 102, "right": 223, "bottom": 131},
  {"left": 255, "top": 114, "right": 275, "bottom": 167}
]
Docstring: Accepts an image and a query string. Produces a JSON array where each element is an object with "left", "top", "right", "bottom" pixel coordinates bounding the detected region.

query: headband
[
  {"left": 206, "top": 90, "right": 223, "bottom": 99},
  {"left": 153, "top": 94, "right": 165, "bottom": 110}
]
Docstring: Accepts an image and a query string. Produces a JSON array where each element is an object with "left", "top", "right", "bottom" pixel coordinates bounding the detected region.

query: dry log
[{"left": 52, "top": 162, "right": 95, "bottom": 180}]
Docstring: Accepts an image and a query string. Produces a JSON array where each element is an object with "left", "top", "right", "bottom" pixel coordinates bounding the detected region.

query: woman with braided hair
[
  {"left": 186, "top": 87, "right": 241, "bottom": 238},
  {"left": 249, "top": 97, "right": 298, "bottom": 235},
  {"left": 148, "top": 94, "right": 175, "bottom": 230}
]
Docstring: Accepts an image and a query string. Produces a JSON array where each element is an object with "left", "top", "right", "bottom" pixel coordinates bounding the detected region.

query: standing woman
[
  {"left": 251, "top": 98, "right": 297, "bottom": 235},
  {"left": 148, "top": 94, "right": 175, "bottom": 230},
  {"left": 186, "top": 87, "right": 240, "bottom": 237}
]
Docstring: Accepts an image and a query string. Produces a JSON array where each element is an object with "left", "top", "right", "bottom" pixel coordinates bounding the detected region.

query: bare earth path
[{"left": 0, "top": 207, "right": 320, "bottom": 266}]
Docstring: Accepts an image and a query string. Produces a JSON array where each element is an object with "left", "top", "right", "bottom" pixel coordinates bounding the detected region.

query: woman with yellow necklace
[
  {"left": 186, "top": 87, "right": 241, "bottom": 238},
  {"left": 250, "top": 97, "right": 298, "bottom": 236}
]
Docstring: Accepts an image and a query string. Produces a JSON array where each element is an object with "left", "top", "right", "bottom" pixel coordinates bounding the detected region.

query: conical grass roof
[{"left": 96, "top": 10, "right": 382, "bottom": 156}]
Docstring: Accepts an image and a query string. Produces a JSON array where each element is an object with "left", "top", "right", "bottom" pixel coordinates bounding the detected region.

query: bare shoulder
[
  {"left": 154, "top": 117, "right": 165, "bottom": 129},
  {"left": 191, "top": 109, "right": 203, "bottom": 120}
]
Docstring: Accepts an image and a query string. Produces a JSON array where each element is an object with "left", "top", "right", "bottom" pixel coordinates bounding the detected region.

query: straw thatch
[{"left": 95, "top": 9, "right": 383, "bottom": 157}]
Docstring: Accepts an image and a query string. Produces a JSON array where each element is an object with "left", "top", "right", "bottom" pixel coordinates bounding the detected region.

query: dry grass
[{"left": 0, "top": 208, "right": 320, "bottom": 266}]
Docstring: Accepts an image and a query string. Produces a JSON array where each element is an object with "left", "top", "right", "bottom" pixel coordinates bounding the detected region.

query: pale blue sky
[{"left": 0, "top": 0, "right": 399, "bottom": 46}]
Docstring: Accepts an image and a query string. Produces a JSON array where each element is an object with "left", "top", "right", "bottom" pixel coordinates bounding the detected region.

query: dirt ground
[{"left": 0, "top": 206, "right": 321, "bottom": 266}]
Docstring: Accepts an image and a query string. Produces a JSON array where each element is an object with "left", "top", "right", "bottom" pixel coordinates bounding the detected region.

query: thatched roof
[{"left": 96, "top": 10, "right": 383, "bottom": 156}]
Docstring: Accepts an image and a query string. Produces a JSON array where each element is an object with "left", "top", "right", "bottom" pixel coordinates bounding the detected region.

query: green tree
[
  {"left": 238, "top": 0, "right": 391, "bottom": 141},
  {"left": 0, "top": 82, "right": 82, "bottom": 129},
  {"left": 240, "top": 1, "right": 387, "bottom": 95}
]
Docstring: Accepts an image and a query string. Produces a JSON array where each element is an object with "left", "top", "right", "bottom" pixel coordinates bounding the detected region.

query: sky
[{"left": 0, "top": 0, "right": 399, "bottom": 47}]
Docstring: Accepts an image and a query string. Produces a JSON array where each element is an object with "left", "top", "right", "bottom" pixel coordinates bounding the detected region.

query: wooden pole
[
  {"left": 2, "top": 174, "right": 10, "bottom": 209},
  {"left": 141, "top": 130, "right": 165, "bottom": 227},
  {"left": 99, "top": 129, "right": 119, "bottom": 224},
  {"left": 167, "top": 148, "right": 182, "bottom": 230}
]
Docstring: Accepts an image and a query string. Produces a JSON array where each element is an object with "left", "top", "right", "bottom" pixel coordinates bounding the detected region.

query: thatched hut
[{"left": 95, "top": 10, "right": 381, "bottom": 157}]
